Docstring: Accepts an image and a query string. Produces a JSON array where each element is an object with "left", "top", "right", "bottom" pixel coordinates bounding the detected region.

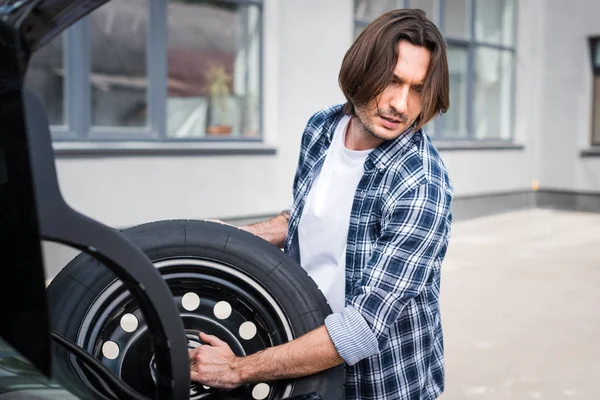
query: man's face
[{"left": 355, "top": 40, "right": 431, "bottom": 141}]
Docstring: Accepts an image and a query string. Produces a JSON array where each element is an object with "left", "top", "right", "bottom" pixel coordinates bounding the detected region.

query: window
[
  {"left": 474, "top": 48, "right": 513, "bottom": 139},
  {"left": 90, "top": 0, "right": 149, "bottom": 128},
  {"left": 353, "top": 0, "right": 517, "bottom": 141},
  {"left": 591, "top": 38, "right": 600, "bottom": 146},
  {"left": 443, "top": 46, "right": 468, "bottom": 137},
  {"left": 407, "top": 0, "right": 437, "bottom": 24},
  {"left": 354, "top": 0, "right": 402, "bottom": 39},
  {"left": 355, "top": 0, "right": 401, "bottom": 23},
  {"left": 471, "top": 0, "right": 515, "bottom": 140},
  {"left": 166, "top": 0, "right": 261, "bottom": 139},
  {"left": 444, "top": 0, "right": 469, "bottom": 39},
  {"left": 475, "top": 0, "right": 515, "bottom": 47},
  {"left": 592, "top": 76, "right": 600, "bottom": 146},
  {"left": 25, "top": 35, "right": 65, "bottom": 127},
  {"left": 28, "top": 0, "right": 263, "bottom": 143}
]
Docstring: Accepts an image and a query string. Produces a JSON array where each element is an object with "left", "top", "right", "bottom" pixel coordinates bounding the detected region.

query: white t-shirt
[{"left": 297, "top": 115, "right": 372, "bottom": 314}]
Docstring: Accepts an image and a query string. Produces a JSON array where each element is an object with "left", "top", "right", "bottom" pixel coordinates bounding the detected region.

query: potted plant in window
[{"left": 205, "top": 64, "right": 233, "bottom": 136}]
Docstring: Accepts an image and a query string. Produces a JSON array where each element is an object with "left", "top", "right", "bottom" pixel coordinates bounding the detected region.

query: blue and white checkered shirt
[{"left": 284, "top": 104, "right": 453, "bottom": 400}]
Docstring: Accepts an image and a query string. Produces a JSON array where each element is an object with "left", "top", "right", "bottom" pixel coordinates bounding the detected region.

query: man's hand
[
  {"left": 204, "top": 210, "right": 289, "bottom": 248},
  {"left": 239, "top": 210, "right": 290, "bottom": 247},
  {"left": 189, "top": 325, "right": 344, "bottom": 387},
  {"left": 189, "top": 332, "right": 242, "bottom": 390}
]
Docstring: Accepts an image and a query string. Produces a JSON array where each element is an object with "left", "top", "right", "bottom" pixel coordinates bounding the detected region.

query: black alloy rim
[{"left": 74, "top": 258, "right": 295, "bottom": 400}]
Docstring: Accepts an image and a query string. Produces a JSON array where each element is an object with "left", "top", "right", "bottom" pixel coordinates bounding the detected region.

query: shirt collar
[{"left": 368, "top": 124, "right": 421, "bottom": 171}]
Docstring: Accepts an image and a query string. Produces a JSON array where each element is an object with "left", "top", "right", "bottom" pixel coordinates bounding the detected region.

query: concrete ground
[{"left": 439, "top": 209, "right": 600, "bottom": 399}]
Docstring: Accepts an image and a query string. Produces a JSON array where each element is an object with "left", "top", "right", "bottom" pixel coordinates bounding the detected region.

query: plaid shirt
[{"left": 284, "top": 104, "right": 453, "bottom": 400}]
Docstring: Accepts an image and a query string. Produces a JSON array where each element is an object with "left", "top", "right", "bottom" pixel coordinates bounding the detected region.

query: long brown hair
[{"left": 339, "top": 9, "right": 449, "bottom": 130}]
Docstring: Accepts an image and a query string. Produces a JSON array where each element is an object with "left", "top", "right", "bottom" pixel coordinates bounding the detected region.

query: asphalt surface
[{"left": 439, "top": 209, "right": 600, "bottom": 399}]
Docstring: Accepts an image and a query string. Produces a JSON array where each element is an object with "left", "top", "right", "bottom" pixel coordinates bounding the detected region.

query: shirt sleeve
[{"left": 324, "top": 182, "right": 452, "bottom": 365}]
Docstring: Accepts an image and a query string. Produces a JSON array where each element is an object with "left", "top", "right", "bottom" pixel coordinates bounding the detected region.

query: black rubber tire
[{"left": 46, "top": 220, "right": 345, "bottom": 400}]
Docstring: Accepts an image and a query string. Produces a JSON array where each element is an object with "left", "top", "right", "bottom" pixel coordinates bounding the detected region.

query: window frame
[
  {"left": 591, "top": 75, "right": 600, "bottom": 147},
  {"left": 353, "top": 0, "right": 518, "bottom": 142},
  {"left": 589, "top": 37, "right": 600, "bottom": 147},
  {"left": 48, "top": 0, "right": 265, "bottom": 146}
]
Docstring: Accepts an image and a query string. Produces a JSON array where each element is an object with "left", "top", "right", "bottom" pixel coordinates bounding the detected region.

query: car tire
[{"left": 46, "top": 220, "right": 345, "bottom": 400}]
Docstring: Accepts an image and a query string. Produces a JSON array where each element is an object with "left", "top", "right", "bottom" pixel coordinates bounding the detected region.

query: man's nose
[{"left": 389, "top": 87, "right": 409, "bottom": 115}]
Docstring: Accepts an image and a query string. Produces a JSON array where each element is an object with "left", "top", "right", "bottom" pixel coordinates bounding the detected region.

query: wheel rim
[{"left": 75, "top": 258, "right": 295, "bottom": 400}]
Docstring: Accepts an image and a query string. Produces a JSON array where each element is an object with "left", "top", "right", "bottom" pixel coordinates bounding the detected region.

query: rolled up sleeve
[
  {"left": 324, "top": 305, "right": 379, "bottom": 365},
  {"left": 325, "top": 182, "right": 451, "bottom": 364}
]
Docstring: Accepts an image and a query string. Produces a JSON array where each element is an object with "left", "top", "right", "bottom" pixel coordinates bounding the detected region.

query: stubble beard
[
  {"left": 354, "top": 107, "right": 386, "bottom": 142},
  {"left": 354, "top": 106, "right": 415, "bottom": 142}
]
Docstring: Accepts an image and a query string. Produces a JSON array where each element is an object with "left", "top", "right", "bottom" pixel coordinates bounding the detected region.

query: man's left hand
[
  {"left": 189, "top": 332, "right": 243, "bottom": 389},
  {"left": 190, "top": 325, "right": 344, "bottom": 388}
]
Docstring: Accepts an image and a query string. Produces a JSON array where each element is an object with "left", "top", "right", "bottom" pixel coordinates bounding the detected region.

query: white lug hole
[
  {"left": 213, "top": 301, "right": 232, "bottom": 319},
  {"left": 182, "top": 292, "right": 201, "bottom": 311},
  {"left": 102, "top": 341, "right": 120, "bottom": 360},
  {"left": 252, "top": 383, "right": 270, "bottom": 399},
  {"left": 120, "top": 314, "right": 138, "bottom": 333},
  {"left": 239, "top": 321, "right": 257, "bottom": 340}
]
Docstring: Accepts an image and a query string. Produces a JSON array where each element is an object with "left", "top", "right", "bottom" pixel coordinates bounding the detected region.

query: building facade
[{"left": 35, "top": 0, "right": 600, "bottom": 277}]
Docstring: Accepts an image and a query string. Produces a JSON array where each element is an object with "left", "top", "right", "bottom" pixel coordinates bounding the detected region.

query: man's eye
[{"left": 413, "top": 86, "right": 423, "bottom": 93}]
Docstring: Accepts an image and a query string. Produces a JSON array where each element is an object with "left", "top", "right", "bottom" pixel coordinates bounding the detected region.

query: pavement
[{"left": 439, "top": 209, "right": 600, "bottom": 399}]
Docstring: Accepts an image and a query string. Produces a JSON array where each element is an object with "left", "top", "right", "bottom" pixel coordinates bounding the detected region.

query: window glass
[
  {"left": 90, "top": 0, "right": 149, "bottom": 127},
  {"left": 407, "top": 0, "right": 437, "bottom": 24},
  {"left": 593, "top": 76, "right": 600, "bottom": 146},
  {"left": 474, "top": 49, "right": 513, "bottom": 139},
  {"left": 354, "top": 24, "right": 367, "bottom": 40},
  {"left": 474, "top": 0, "right": 515, "bottom": 46},
  {"left": 166, "top": 0, "right": 261, "bottom": 139},
  {"left": 443, "top": 0, "right": 469, "bottom": 38},
  {"left": 440, "top": 45, "right": 468, "bottom": 138},
  {"left": 354, "top": 0, "right": 400, "bottom": 21},
  {"left": 25, "top": 35, "right": 65, "bottom": 126}
]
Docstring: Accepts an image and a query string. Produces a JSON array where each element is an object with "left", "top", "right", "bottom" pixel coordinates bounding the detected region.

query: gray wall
[{"left": 531, "top": 0, "right": 600, "bottom": 192}]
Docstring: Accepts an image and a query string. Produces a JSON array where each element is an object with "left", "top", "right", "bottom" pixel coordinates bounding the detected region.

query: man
[{"left": 190, "top": 8, "right": 453, "bottom": 399}]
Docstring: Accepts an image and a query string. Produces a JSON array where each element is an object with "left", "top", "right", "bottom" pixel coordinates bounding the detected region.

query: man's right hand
[
  {"left": 238, "top": 211, "right": 290, "bottom": 248},
  {"left": 205, "top": 211, "right": 289, "bottom": 248}
]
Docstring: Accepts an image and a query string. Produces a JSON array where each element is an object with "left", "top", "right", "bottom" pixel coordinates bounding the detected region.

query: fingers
[
  {"left": 188, "top": 338, "right": 241, "bottom": 390},
  {"left": 190, "top": 370, "right": 202, "bottom": 383},
  {"left": 189, "top": 347, "right": 200, "bottom": 365},
  {"left": 199, "top": 331, "right": 226, "bottom": 347}
]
